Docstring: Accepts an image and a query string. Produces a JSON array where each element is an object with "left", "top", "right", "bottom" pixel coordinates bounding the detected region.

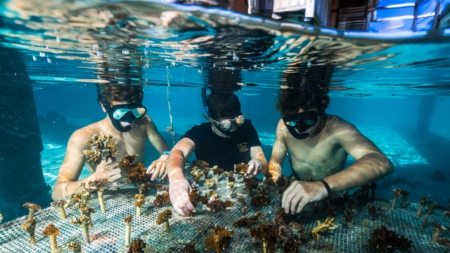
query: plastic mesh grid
[{"left": 1, "top": 175, "right": 449, "bottom": 253}]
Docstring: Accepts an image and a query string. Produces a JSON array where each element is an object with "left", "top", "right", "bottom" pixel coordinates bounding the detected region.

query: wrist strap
[{"left": 318, "top": 178, "right": 332, "bottom": 197}]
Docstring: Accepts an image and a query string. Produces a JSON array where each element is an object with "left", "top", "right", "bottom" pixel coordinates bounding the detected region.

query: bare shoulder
[
  {"left": 325, "top": 115, "right": 359, "bottom": 133},
  {"left": 68, "top": 122, "right": 102, "bottom": 148}
]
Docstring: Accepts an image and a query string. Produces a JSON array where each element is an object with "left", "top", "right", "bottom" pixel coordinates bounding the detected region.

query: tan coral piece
[
  {"left": 21, "top": 219, "right": 37, "bottom": 244},
  {"left": 204, "top": 226, "right": 233, "bottom": 253},
  {"left": 23, "top": 202, "right": 41, "bottom": 221},
  {"left": 67, "top": 242, "right": 81, "bottom": 253},
  {"left": 156, "top": 210, "right": 172, "bottom": 232},
  {"left": 311, "top": 217, "right": 337, "bottom": 240},
  {"left": 41, "top": 224, "right": 60, "bottom": 253}
]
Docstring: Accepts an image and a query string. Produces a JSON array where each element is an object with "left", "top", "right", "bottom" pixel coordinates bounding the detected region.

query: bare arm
[
  {"left": 146, "top": 116, "right": 170, "bottom": 154},
  {"left": 52, "top": 130, "right": 121, "bottom": 200},
  {"left": 268, "top": 119, "right": 288, "bottom": 180},
  {"left": 145, "top": 116, "right": 171, "bottom": 180},
  {"left": 167, "top": 137, "right": 196, "bottom": 216},
  {"left": 324, "top": 122, "right": 394, "bottom": 192},
  {"left": 246, "top": 145, "right": 268, "bottom": 177}
]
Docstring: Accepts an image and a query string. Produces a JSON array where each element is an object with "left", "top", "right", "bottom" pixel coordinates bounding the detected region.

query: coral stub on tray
[
  {"left": 156, "top": 210, "right": 172, "bottom": 225},
  {"left": 233, "top": 212, "right": 265, "bottom": 228},
  {"left": 249, "top": 223, "right": 280, "bottom": 253},
  {"left": 128, "top": 238, "right": 146, "bottom": 253},
  {"left": 250, "top": 194, "right": 270, "bottom": 207},
  {"left": 204, "top": 226, "right": 233, "bottom": 253},
  {"left": 368, "top": 225, "right": 412, "bottom": 252},
  {"left": 154, "top": 192, "right": 170, "bottom": 207},
  {"left": 207, "top": 199, "right": 233, "bottom": 211},
  {"left": 189, "top": 190, "right": 208, "bottom": 207}
]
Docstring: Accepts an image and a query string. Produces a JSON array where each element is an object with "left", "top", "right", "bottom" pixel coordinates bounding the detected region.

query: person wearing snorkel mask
[
  {"left": 166, "top": 91, "right": 267, "bottom": 216},
  {"left": 268, "top": 65, "right": 394, "bottom": 216},
  {"left": 52, "top": 84, "right": 171, "bottom": 201}
]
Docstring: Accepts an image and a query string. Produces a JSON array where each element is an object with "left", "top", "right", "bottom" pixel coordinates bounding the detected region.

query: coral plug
[
  {"left": 390, "top": 188, "right": 402, "bottom": 210},
  {"left": 124, "top": 216, "right": 132, "bottom": 247},
  {"left": 71, "top": 216, "right": 92, "bottom": 244},
  {"left": 432, "top": 222, "right": 446, "bottom": 243},
  {"left": 416, "top": 195, "right": 429, "bottom": 217},
  {"left": 51, "top": 200, "right": 67, "bottom": 219},
  {"left": 134, "top": 194, "right": 146, "bottom": 217},
  {"left": 23, "top": 202, "right": 41, "bottom": 221},
  {"left": 89, "top": 179, "right": 109, "bottom": 214},
  {"left": 156, "top": 210, "right": 172, "bottom": 232},
  {"left": 21, "top": 219, "right": 37, "bottom": 244},
  {"left": 41, "top": 224, "right": 60, "bottom": 253},
  {"left": 67, "top": 242, "right": 82, "bottom": 253}
]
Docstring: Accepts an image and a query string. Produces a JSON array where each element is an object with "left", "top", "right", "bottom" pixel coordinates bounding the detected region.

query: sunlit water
[{"left": 1, "top": 0, "right": 450, "bottom": 226}]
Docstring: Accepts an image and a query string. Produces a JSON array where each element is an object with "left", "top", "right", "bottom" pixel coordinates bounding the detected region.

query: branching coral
[
  {"left": 191, "top": 168, "right": 205, "bottom": 183},
  {"left": 311, "top": 217, "right": 337, "bottom": 240},
  {"left": 207, "top": 199, "right": 233, "bottom": 211},
  {"left": 153, "top": 192, "right": 170, "bottom": 207},
  {"left": 244, "top": 178, "right": 259, "bottom": 196},
  {"left": 233, "top": 212, "right": 265, "bottom": 228},
  {"left": 234, "top": 163, "right": 249, "bottom": 175},
  {"left": 213, "top": 167, "right": 225, "bottom": 181},
  {"left": 192, "top": 160, "right": 209, "bottom": 168},
  {"left": 83, "top": 133, "right": 118, "bottom": 165},
  {"left": 120, "top": 155, "right": 153, "bottom": 193},
  {"left": 204, "top": 226, "right": 234, "bottom": 253},
  {"left": 273, "top": 208, "right": 293, "bottom": 227},
  {"left": 251, "top": 194, "right": 270, "bottom": 207},
  {"left": 88, "top": 178, "right": 109, "bottom": 213},
  {"left": 50, "top": 200, "right": 67, "bottom": 219},
  {"left": 41, "top": 224, "right": 60, "bottom": 253},
  {"left": 156, "top": 210, "right": 172, "bottom": 232},
  {"left": 189, "top": 190, "right": 208, "bottom": 207},
  {"left": 263, "top": 172, "right": 276, "bottom": 187},
  {"left": 75, "top": 203, "right": 95, "bottom": 227},
  {"left": 67, "top": 242, "right": 81, "bottom": 253},
  {"left": 367, "top": 204, "right": 381, "bottom": 220},
  {"left": 205, "top": 179, "right": 216, "bottom": 189},
  {"left": 368, "top": 225, "right": 412, "bottom": 252},
  {"left": 23, "top": 202, "right": 41, "bottom": 221},
  {"left": 250, "top": 223, "right": 280, "bottom": 253},
  {"left": 135, "top": 194, "right": 146, "bottom": 217},
  {"left": 21, "top": 219, "right": 37, "bottom": 244},
  {"left": 275, "top": 175, "right": 290, "bottom": 194},
  {"left": 128, "top": 238, "right": 146, "bottom": 253}
]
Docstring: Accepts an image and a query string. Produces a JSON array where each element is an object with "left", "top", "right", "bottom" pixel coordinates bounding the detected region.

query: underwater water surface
[{"left": 1, "top": 0, "right": 450, "bottom": 252}]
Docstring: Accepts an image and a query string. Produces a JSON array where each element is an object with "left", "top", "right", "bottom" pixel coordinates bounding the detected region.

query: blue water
[{"left": 1, "top": 0, "right": 450, "bottom": 232}]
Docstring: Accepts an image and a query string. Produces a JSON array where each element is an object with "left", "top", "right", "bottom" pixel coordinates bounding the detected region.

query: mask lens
[
  {"left": 112, "top": 106, "right": 146, "bottom": 120},
  {"left": 235, "top": 115, "right": 245, "bottom": 126},
  {"left": 219, "top": 119, "right": 232, "bottom": 130},
  {"left": 112, "top": 109, "right": 128, "bottom": 120},
  {"left": 132, "top": 107, "right": 146, "bottom": 118}
]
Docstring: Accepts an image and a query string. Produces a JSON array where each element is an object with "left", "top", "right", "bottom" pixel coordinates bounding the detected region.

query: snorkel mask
[
  {"left": 282, "top": 111, "right": 318, "bottom": 139},
  {"left": 201, "top": 87, "right": 244, "bottom": 138},
  {"left": 102, "top": 102, "right": 147, "bottom": 132}
]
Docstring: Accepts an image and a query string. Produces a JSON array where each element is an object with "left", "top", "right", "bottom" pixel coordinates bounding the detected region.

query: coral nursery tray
[{"left": 0, "top": 176, "right": 449, "bottom": 253}]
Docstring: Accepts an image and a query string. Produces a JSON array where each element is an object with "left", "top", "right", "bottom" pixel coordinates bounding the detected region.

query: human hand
[
  {"left": 169, "top": 179, "right": 196, "bottom": 216},
  {"left": 92, "top": 157, "right": 122, "bottom": 183},
  {"left": 281, "top": 181, "right": 328, "bottom": 214},
  {"left": 146, "top": 154, "right": 169, "bottom": 181},
  {"left": 245, "top": 159, "right": 263, "bottom": 179}
]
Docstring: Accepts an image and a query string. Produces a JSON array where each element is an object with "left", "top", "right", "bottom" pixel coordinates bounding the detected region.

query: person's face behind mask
[
  {"left": 282, "top": 110, "right": 318, "bottom": 139},
  {"left": 102, "top": 101, "right": 147, "bottom": 132},
  {"left": 204, "top": 114, "right": 245, "bottom": 138}
]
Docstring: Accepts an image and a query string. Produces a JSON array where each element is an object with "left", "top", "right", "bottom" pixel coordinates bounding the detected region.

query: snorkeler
[
  {"left": 268, "top": 64, "right": 394, "bottom": 215},
  {"left": 52, "top": 84, "right": 171, "bottom": 201},
  {"left": 165, "top": 91, "right": 267, "bottom": 216}
]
